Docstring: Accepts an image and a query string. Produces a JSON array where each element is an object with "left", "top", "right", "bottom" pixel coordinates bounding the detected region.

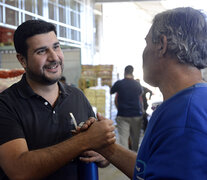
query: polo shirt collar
[
  {"left": 58, "top": 81, "right": 70, "bottom": 96},
  {"left": 17, "top": 74, "right": 36, "bottom": 98}
]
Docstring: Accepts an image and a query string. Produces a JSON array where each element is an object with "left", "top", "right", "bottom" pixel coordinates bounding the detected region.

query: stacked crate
[
  {"left": 79, "top": 64, "right": 114, "bottom": 91},
  {"left": 94, "top": 89, "right": 106, "bottom": 116},
  {"left": 79, "top": 65, "right": 116, "bottom": 119},
  {"left": 95, "top": 65, "right": 113, "bottom": 87},
  {"left": 84, "top": 88, "right": 107, "bottom": 117},
  {"left": 79, "top": 65, "right": 97, "bottom": 91},
  {"left": 83, "top": 88, "right": 96, "bottom": 107}
]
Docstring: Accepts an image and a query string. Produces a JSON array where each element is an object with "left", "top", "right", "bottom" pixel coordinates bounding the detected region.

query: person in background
[
  {"left": 141, "top": 86, "right": 153, "bottom": 132},
  {"left": 110, "top": 65, "right": 143, "bottom": 152},
  {"left": 82, "top": 7, "right": 207, "bottom": 180},
  {"left": 0, "top": 20, "right": 116, "bottom": 180},
  {"left": 60, "top": 76, "right": 76, "bottom": 87}
]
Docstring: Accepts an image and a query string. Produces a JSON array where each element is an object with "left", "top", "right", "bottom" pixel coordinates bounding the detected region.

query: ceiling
[
  {"left": 134, "top": 1, "right": 166, "bottom": 18},
  {"left": 95, "top": 0, "right": 161, "bottom": 2},
  {"left": 95, "top": 0, "right": 167, "bottom": 20}
]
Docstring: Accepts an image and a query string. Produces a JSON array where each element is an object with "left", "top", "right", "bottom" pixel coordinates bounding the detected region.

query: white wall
[
  {"left": 100, "top": 2, "right": 152, "bottom": 80},
  {"left": 62, "top": 49, "right": 81, "bottom": 86},
  {"left": 0, "top": 52, "right": 21, "bottom": 69}
]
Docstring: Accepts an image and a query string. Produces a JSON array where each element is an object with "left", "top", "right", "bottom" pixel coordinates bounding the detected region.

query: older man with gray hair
[{"left": 89, "top": 7, "right": 207, "bottom": 180}]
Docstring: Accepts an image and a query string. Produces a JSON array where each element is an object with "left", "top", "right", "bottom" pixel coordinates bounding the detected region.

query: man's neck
[
  {"left": 159, "top": 63, "right": 204, "bottom": 101},
  {"left": 26, "top": 77, "right": 59, "bottom": 107},
  {"left": 125, "top": 74, "right": 134, "bottom": 79}
]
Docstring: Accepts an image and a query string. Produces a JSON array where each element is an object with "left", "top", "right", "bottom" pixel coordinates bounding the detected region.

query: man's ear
[
  {"left": 16, "top": 54, "right": 27, "bottom": 69},
  {"left": 158, "top": 35, "right": 167, "bottom": 57}
]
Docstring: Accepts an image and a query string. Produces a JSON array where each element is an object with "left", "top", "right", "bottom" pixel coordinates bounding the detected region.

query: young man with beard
[
  {"left": 0, "top": 20, "right": 116, "bottom": 180},
  {"left": 85, "top": 7, "right": 207, "bottom": 180}
]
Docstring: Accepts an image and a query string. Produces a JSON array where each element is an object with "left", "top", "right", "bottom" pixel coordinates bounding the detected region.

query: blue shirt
[{"left": 134, "top": 83, "right": 207, "bottom": 180}]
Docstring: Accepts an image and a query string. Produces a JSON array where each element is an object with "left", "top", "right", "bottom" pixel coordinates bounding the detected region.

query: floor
[{"left": 99, "top": 164, "right": 130, "bottom": 180}]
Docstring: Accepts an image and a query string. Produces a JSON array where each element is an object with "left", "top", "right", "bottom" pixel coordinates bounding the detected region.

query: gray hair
[{"left": 151, "top": 7, "right": 207, "bottom": 69}]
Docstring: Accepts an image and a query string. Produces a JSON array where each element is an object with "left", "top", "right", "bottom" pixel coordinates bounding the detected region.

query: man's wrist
[{"left": 97, "top": 144, "right": 116, "bottom": 158}]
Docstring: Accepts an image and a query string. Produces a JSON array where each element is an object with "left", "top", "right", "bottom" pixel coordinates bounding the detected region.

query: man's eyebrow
[
  {"left": 33, "top": 46, "right": 47, "bottom": 53},
  {"left": 33, "top": 42, "right": 60, "bottom": 53},
  {"left": 53, "top": 42, "right": 60, "bottom": 46}
]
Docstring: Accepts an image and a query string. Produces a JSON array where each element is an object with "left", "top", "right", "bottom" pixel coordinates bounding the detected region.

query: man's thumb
[{"left": 97, "top": 112, "right": 105, "bottom": 121}]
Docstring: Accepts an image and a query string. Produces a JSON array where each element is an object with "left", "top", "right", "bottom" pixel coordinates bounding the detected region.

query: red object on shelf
[{"left": 0, "top": 69, "right": 25, "bottom": 78}]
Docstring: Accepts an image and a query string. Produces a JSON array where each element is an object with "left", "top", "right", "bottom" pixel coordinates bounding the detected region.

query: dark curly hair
[{"left": 13, "top": 20, "right": 57, "bottom": 59}]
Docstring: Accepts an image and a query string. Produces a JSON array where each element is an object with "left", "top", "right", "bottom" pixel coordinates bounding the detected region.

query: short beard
[{"left": 26, "top": 64, "right": 63, "bottom": 85}]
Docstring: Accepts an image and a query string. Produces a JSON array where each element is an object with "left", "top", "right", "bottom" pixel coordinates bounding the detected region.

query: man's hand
[
  {"left": 83, "top": 117, "right": 116, "bottom": 150},
  {"left": 97, "top": 112, "right": 106, "bottom": 121},
  {"left": 79, "top": 117, "right": 96, "bottom": 131},
  {"left": 79, "top": 150, "right": 109, "bottom": 168},
  {"left": 73, "top": 113, "right": 116, "bottom": 151},
  {"left": 71, "top": 117, "right": 96, "bottom": 134},
  {"left": 78, "top": 112, "right": 105, "bottom": 131}
]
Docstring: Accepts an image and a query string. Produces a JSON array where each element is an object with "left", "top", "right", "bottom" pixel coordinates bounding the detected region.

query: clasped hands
[{"left": 72, "top": 113, "right": 116, "bottom": 166}]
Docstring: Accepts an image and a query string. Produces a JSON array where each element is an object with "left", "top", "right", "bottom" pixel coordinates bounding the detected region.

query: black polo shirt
[{"left": 0, "top": 74, "right": 95, "bottom": 180}]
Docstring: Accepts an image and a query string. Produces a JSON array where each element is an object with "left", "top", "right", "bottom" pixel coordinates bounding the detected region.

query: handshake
[
  {"left": 72, "top": 113, "right": 116, "bottom": 150},
  {"left": 71, "top": 113, "right": 116, "bottom": 166}
]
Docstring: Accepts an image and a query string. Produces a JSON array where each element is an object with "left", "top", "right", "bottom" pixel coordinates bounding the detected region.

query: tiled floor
[{"left": 99, "top": 164, "right": 130, "bottom": 180}]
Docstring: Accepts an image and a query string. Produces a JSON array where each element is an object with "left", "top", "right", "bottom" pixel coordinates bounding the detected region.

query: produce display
[
  {"left": 0, "top": 69, "right": 24, "bottom": 92},
  {"left": 0, "top": 69, "right": 25, "bottom": 78}
]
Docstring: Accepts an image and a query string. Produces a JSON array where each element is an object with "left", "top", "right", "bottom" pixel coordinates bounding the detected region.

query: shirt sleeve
[{"left": 110, "top": 81, "right": 119, "bottom": 94}]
